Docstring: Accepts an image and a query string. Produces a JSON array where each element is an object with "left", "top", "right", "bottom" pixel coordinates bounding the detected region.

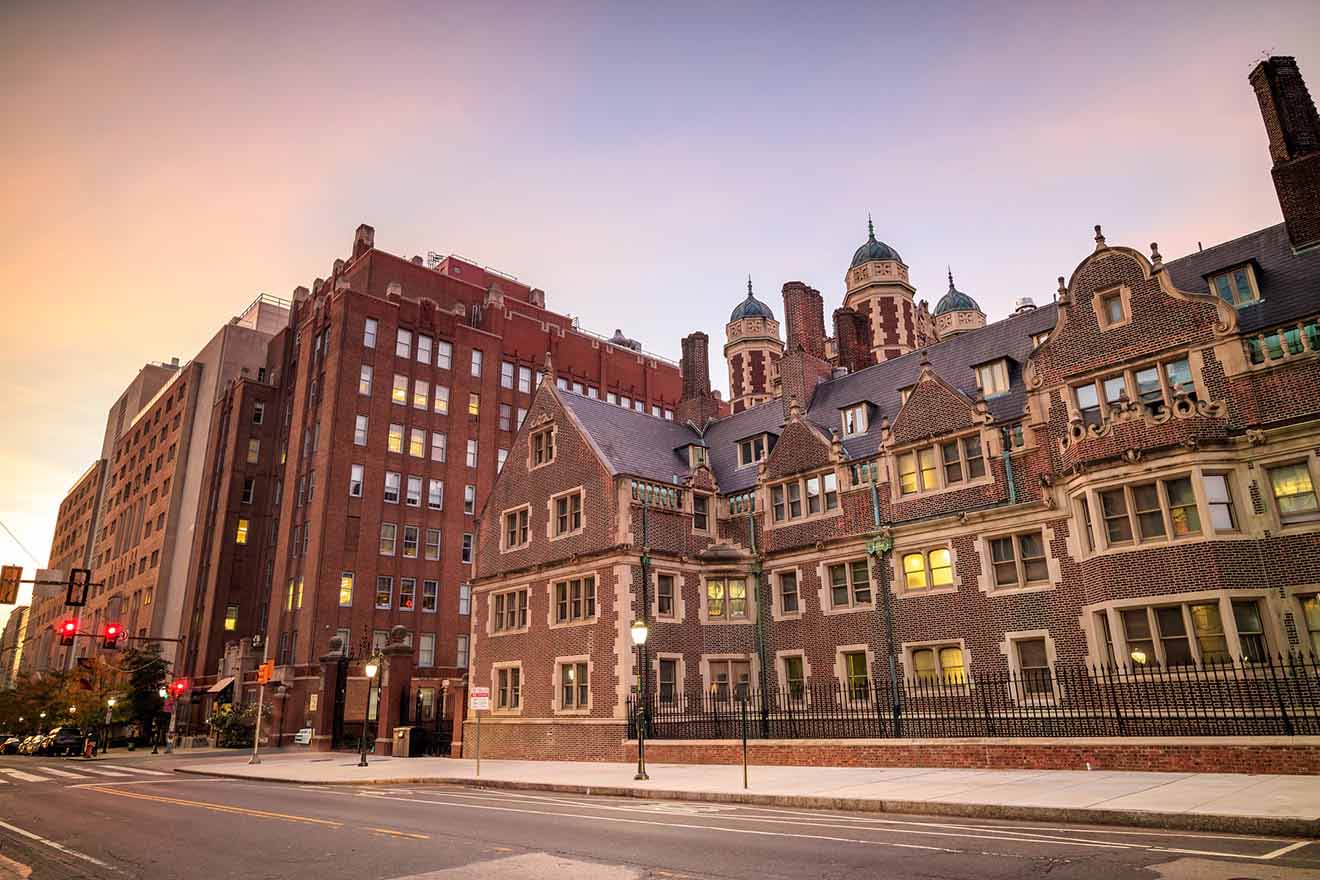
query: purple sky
[{"left": 1, "top": 1, "right": 1317, "bottom": 614}]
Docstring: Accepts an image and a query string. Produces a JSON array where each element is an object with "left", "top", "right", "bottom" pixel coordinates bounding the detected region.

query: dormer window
[
  {"left": 974, "top": 360, "right": 1010, "bottom": 397},
  {"left": 1031, "top": 331, "right": 1050, "bottom": 348},
  {"left": 899, "top": 386, "right": 913, "bottom": 404},
  {"left": 1209, "top": 264, "right": 1260, "bottom": 306},
  {"left": 737, "top": 435, "right": 769, "bottom": 467},
  {"left": 840, "top": 404, "right": 869, "bottom": 437},
  {"left": 688, "top": 445, "right": 708, "bottom": 469}
]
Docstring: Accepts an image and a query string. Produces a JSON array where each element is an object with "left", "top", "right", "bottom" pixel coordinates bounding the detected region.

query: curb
[{"left": 171, "top": 768, "right": 1320, "bottom": 838}]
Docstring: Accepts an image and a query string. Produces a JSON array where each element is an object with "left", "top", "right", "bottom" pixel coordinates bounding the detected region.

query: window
[
  {"left": 493, "top": 589, "right": 528, "bottom": 632},
  {"left": 1203, "top": 474, "right": 1237, "bottom": 530},
  {"left": 422, "top": 580, "right": 438, "bottom": 612},
  {"left": 339, "top": 572, "right": 353, "bottom": 607},
  {"left": 470, "top": 349, "right": 483, "bottom": 378},
  {"left": 1301, "top": 595, "right": 1320, "bottom": 658},
  {"left": 518, "top": 366, "right": 532, "bottom": 394},
  {"left": 499, "top": 404, "right": 512, "bottom": 432},
  {"left": 1117, "top": 598, "right": 1268, "bottom": 668},
  {"left": 504, "top": 507, "right": 530, "bottom": 550},
  {"left": 710, "top": 659, "right": 751, "bottom": 700},
  {"left": 434, "top": 385, "right": 450, "bottom": 415},
  {"left": 466, "top": 439, "right": 478, "bottom": 468},
  {"left": 436, "top": 340, "right": 452, "bottom": 370},
  {"left": 554, "top": 577, "right": 596, "bottom": 623},
  {"left": 396, "top": 328, "right": 412, "bottom": 359},
  {"left": 898, "top": 436, "right": 984, "bottom": 496},
  {"left": 989, "top": 532, "right": 1049, "bottom": 588},
  {"left": 706, "top": 578, "right": 749, "bottom": 620},
  {"left": 1074, "top": 382, "right": 1101, "bottom": 427},
  {"left": 431, "top": 431, "right": 447, "bottom": 462},
  {"left": 399, "top": 578, "right": 416, "bottom": 611},
  {"left": 359, "top": 365, "right": 373, "bottom": 396},
  {"left": 1268, "top": 462, "right": 1319, "bottom": 524},
  {"left": 1210, "top": 265, "right": 1259, "bottom": 306},
  {"left": 419, "top": 634, "right": 435, "bottom": 667},
  {"left": 531, "top": 428, "right": 555, "bottom": 467},
  {"left": 1097, "top": 477, "right": 1203, "bottom": 546},
  {"left": 235, "top": 517, "right": 249, "bottom": 544},
  {"left": 406, "top": 475, "right": 422, "bottom": 507},
  {"left": 402, "top": 525, "right": 419, "bottom": 558},
  {"left": 456, "top": 635, "right": 469, "bottom": 667},
  {"left": 424, "top": 529, "right": 441, "bottom": 561},
  {"left": 355, "top": 415, "right": 369, "bottom": 446},
  {"left": 501, "top": 361, "right": 514, "bottom": 389},
  {"left": 468, "top": 393, "right": 480, "bottom": 416},
  {"left": 246, "top": 439, "right": 260, "bottom": 464},
  {"left": 379, "top": 523, "right": 397, "bottom": 555},
  {"left": 375, "top": 577, "right": 393, "bottom": 609},
  {"left": 558, "top": 661, "right": 589, "bottom": 710},
  {"left": 843, "top": 651, "right": 870, "bottom": 700},
  {"left": 781, "top": 655, "right": 805, "bottom": 699},
  {"left": 498, "top": 448, "right": 508, "bottom": 471},
  {"left": 657, "top": 573, "right": 675, "bottom": 618},
  {"left": 1098, "top": 289, "right": 1126, "bottom": 327},
  {"left": 1014, "top": 638, "right": 1051, "bottom": 694},
  {"left": 241, "top": 477, "right": 255, "bottom": 504},
  {"left": 364, "top": 318, "right": 378, "bottom": 348},
  {"left": 428, "top": 479, "right": 443, "bottom": 510},
  {"left": 384, "top": 471, "right": 401, "bottom": 504},
  {"left": 392, "top": 373, "right": 408, "bottom": 405},
  {"left": 464, "top": 484, "right": 476, "bottom": 515},
  {"left": 496, "top": 666, "right": 521, "bottom": 709},
  {"left": 349, "top": 464, "right": 364, "bottom": 497},
  {"left": 778, "top": 571, "right": 799, "bottom": 614},
  {"left": 659, "top": 659, "right": 678, "bottom": 704},
  {"left": 911, "top": 645, "right": 965, "bottom": 685},
  {"left": 462, "top": 533, "right": 473, "bottom": 564},
  {"left": 252, "top": 402, "right": 265, "bottom": 424},
  {"left": 737, "top": 435, "right": 768, "bottom": 466},
  {"left": 975, "top": 360, "right": 1010, "bottom": 396},
  {"left": 459, "top": 583, "right": 471, "bottom": 615},
  {"left": 901, "top": 549, "right": 953, "bottom": 591},
  {"left": 770, "top": 471, "right": 838, "bottom": 522},
  {"left": 1002, "top": 422, "right": 1026, "bottom": 450},
  {"left": 554, "top": 491, "right": 583, "bottom": 536},
  {"left": 828, "top": 560, "right": 872, "bottom": 608},
  {"left": 387, "top": 423, "right": 403, "bottom": 454},
  {"left": 224, "top": 604, "right": 239, "bottom": 631},
  {"left": 692, "top": 494, "right": 710, "bottom": 531},
  {"left": 413, "top": 378, "right": 429, "bottom": 410},
  {"left": 841, "top": 404, "right": 868, "bottom": 436}
]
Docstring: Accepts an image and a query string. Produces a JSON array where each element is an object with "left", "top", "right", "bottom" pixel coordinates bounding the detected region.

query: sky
[{"left": 1, "top": 0, "right": 1317, "bottom": 621}]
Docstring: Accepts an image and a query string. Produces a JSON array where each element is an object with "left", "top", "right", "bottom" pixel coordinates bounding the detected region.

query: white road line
[
  {"left": 357, "top": 792, "right": 961, "bottom": 854},
  {"left": 98, "top": 764, "right": 168, "bottom": 776},
  {"left": 1151, "top": 839, "right": 1316, "bottom": 862},
  {"left": 0, "top": 769, "right": 49, "bottom": 783},
  {"left": 38, "top": 767, "right": 90, "bottom": 779},
  {"left": 73, "top": 767, "right": 131, "bottom": 777},
  {"left": 0, "top": 818, "right": 117, "bottom": 871}
]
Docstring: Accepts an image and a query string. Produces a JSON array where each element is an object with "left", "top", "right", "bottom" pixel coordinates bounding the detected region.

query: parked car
[
  {"left": 0, "top": 737, "right": 21, "bottom": 755},
  {"left": 42, "top": 727, "right": 84, "bottom": 757},
  {"left": 18, "top": 735, "right": 42, "bottom": 755}
]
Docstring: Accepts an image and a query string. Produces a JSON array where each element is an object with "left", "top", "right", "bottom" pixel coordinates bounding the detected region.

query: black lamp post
[
  {"left": 358, "top": 655, "right": 381, "bottom": 768},
  {"left": 630, "top": 619, "right": 650, "bottom": 781}
]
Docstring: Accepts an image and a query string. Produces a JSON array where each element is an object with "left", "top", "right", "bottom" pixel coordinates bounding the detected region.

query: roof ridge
[{"left": 1166, "top": 223, "right": 1286, "bottom": 266}]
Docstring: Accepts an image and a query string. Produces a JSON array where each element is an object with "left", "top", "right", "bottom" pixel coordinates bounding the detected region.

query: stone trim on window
[
  {"left": 546, "top": 574, "right": 598, "bottom": 629},
  {"left": 528, "top": 424, "right": 557, "bottom": 471},
  {"left": 699, "top": 653, "right": 758, "bottom": 700},
  {"left": 491, "top": 661, "right": 523, "bottom": 716},
  {"left": 551, "top": 654, "right": 592, "bottom": 715},
  {"left": 900, "top": 639, "right": 971, "bottom": 691},
  {"left": 499, "top": 503, "right": 532, "bottom": 553},
  {"left": 998, "top": 629, "right": 1059, "bottom": 704},
  {"left": 768, "top": 565, "right": 804, "bottom": 621},
  {"left": 767, "top": 469, "right": 841, "bottom": 528},
  {"left": 546, "top": 485, "right": 586, "bottom": 541},
  {"left": 1092, "top": 283, "right": 1133, "bottom": 331},
  {"left": 812, "top": 555, "right": 875, "bottom": 617},
  {"left": 775, "top": 649, "right": 812, "bottom": 706},
  {"left": 487, "top": 586, "right": 530, "bottom": 637},
  {"left": 891, "top": 545, "right": 959, "bottom": 598},
  {"left": 698, "top": 572, "right": 756, "bottom": 625},
  {"left": 652, "top": 569, "right": 686, "bottom": 623},
  {"left": 975, "top": 524, "right": 1060, "bottom": 596},
  {"left": 889, "top": 429, "right": 994, "bottom": 502},
  {"left": 1259, "top": 450, "right": 1320, "bottom": 530},
  {"left": 833, "top": 644, "right": 874, "bottom": 702},
  {"left": 653, "top": 652, "right": 687, "bottom": 710}
]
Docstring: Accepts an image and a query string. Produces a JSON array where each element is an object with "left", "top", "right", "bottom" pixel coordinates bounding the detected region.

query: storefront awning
[{"left": 207, "top": 676, "right": 235, "bottom": 694}]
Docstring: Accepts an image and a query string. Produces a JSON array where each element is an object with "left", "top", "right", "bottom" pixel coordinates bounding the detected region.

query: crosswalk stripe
[
  {"left": 0, "top": 769, "right": 49, "bottom": 783},
  {"left": 38, "top": 767, "right": 90, "bottom": 778},
  {"left": 99, "top": 764, "right": 168, "bottom": 776},
  {"left": 74, "top": 767, "right": 131, "bottom": 777}
]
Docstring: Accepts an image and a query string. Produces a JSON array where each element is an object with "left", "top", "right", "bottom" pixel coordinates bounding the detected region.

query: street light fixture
[
  {"left": 358, "top": 656, "right": 381, "bottom": 768},
  {"left": 103, "top": 697, "right": 117, "bottom": 755},
  {"left": 152, "top": 687, "right": 168, "bottom": 754},
  {"left": 630, "top": 619, "right": 650, "bottom": 781}
]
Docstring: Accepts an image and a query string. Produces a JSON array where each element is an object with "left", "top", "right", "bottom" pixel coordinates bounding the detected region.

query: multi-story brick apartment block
[
  {"left": 259, "top": 226, "right": 684, "bottom": 746},
  {"left": 465, "top": 55, "right": 1320, "bottom": 763}
]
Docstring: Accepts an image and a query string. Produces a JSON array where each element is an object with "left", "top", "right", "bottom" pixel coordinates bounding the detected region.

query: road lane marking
[
  {"left": 370, "top": 828, "right": 431, "bottom": 840},
  {"left": 85, "top": 785, "right": 345, "bottom": 827},
  {"left": 37, "top": 767, "right": 90, "bottom": 779},
  {"left": 98, "top": 764, "right": 168, "bottom": 776},
  {"left": 74, "top": 767, "right": 132, "bottom": 777},
  {"left": 0, "top": 770, "right": 47, "bottom": 783},
  {"left": 1149, "top": 839, "right": 1316, "bottom": 862},
  {"left": 0, "top": 818, "right": 118, "bottom": 871},
  {"left": 354, "top": 792, "right": 960, "bottom": 854}
]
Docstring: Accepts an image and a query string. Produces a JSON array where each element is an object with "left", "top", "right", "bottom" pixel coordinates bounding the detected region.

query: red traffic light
[
  {"left": 59, "top": 619, "right": 78, "bottom": 646},
  {"left": 171, "top": 678, "right": 189, "bottom": 695},
  {"left": 102, "top": 623, "right": 122, "bottom": 649}
]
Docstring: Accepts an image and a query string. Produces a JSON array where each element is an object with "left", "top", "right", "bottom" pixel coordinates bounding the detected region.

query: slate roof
[
  {"left": 558, "top": 390, "right": 698, "bottom": 485},
  {"left": 1165, "top": 222, "right": 1320, "bottom": 333}
]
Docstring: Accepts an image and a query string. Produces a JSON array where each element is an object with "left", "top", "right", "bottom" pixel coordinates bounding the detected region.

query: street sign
[
  {"left": 470, "top": 686, "right": 491, "bottom": 711},
  {"left": 0, "top": 566, "right": 20, "bottom": 604}
]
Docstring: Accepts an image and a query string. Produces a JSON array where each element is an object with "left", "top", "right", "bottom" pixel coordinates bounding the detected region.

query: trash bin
[{"left": 393, "top": 726, "right": 414, "bottom": 757}]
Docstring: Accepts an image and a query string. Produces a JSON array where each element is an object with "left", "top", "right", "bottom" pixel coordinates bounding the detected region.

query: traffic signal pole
[{"left": 250, "top": 657, "right": 272, "bottom": 765}]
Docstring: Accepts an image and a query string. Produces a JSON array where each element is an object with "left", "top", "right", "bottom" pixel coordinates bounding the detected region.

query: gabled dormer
[
  {"left": 676, "top": 439, "right": 709, "bottom": 471},
  {"left": 837, "top": 398, "right": 873, "bottom": 438}
]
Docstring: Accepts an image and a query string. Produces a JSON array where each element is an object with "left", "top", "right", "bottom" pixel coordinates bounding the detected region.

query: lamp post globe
[{"left": 630, "top": 619, "right": 649, "bottom": 646}]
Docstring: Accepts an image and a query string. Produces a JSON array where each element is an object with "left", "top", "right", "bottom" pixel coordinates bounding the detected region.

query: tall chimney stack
[
  {"left": 782, "top": 282, "right": 827, "bottom": 360},
  {"left": 833, "top": 306, "right": 873, "bottom": 375},
  {"left": 676, "top": 332, "right": 721, "bottom": 427},
  {"left": 353, "top": 223, "right": 376, "bottom": 260},
  {"left": 1250, "top": 56, "right": 1320, "bottom": 250}
]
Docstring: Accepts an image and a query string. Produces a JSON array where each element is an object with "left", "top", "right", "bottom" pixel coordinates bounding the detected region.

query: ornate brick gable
[
  {"left": 888, "top": 358, "right": 990, "bottom": 446},
  {"left": 762, "top": 402, "right": 833, "bottom": 480}
]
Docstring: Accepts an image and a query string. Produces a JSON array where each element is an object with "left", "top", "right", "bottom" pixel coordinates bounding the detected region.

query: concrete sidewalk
[{"left": 175, "top": 752, "right": 1320, "bottom": 837}]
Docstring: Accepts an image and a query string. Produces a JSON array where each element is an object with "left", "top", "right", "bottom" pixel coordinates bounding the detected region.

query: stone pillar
[
  {"left": 374, "top": 626, "right": 415, "bottom": 756},
  {"left": 445, "top": 678, "right": 467, "bottom": 757},
  {"left": 311, "top": 637, "right": 347, "bottom": 752}
]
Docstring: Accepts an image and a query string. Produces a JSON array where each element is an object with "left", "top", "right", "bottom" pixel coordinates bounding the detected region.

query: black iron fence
[{"left": 628, "top": 654, "right": 1320, "bottom": 740}]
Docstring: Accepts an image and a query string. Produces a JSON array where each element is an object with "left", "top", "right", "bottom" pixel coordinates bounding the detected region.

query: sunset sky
[{"left": 1, "top": 1, "right": 1317, "bottom": 618}]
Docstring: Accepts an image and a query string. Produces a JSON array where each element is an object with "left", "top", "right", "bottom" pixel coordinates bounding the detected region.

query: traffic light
[
  {"left": 256, "top": 660, "right": 274, "bottom": 684},
  {"left": 102, "top": 623, "right": 123, "bottom": 650},
  {"left": 66, "top": 568, "right": 90, "bottom": 607},
  {"left": 171, "top": 678, "right": 189, "bottom": 696},
  {"left": 58, "top": 619, "right": 78, "bottom": 647},
  {"left": 0, "top": 566, "right": 21, "bottom": 605}
]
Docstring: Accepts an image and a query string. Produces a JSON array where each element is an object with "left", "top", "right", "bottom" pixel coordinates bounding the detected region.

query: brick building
[{"left": 465, "top": 55, "right": 1320, "bottom": 764}]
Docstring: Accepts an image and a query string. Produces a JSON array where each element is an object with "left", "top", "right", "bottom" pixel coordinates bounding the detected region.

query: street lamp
[
  {"left": 358, "top": 656, "right": 381, "bottom": 768},
  {"left": 630, "top": 619, "right": 650, "bottom": 781}
]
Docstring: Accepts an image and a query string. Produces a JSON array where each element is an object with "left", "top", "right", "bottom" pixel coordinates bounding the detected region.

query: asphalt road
[{"left": 0, "top": 752, "right": 1315, "bottom": 879}]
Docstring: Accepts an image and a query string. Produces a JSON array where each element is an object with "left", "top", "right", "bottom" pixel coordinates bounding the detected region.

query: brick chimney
[
  {"left": 676, "top": 332, "right": 722, "bottom": 427},
  {"left": 353, "top": 224, "right": 376, "bottom": 260},
  {"left": 782, "top": 282, "right": 827, "bottom": 360},
  {"left": 1250, "top": 56, "right": 1320, "bottom": 250},
  {"left": 778, "top": 347, "right": 834, "bottom": 421},
  {"left": 833, "top": 306, "right": 873, "bottom": 374}
]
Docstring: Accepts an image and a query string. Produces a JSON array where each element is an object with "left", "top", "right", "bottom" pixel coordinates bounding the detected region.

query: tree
[{"left": 121, "top": 643, "right": 166, "bottom": 731}]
